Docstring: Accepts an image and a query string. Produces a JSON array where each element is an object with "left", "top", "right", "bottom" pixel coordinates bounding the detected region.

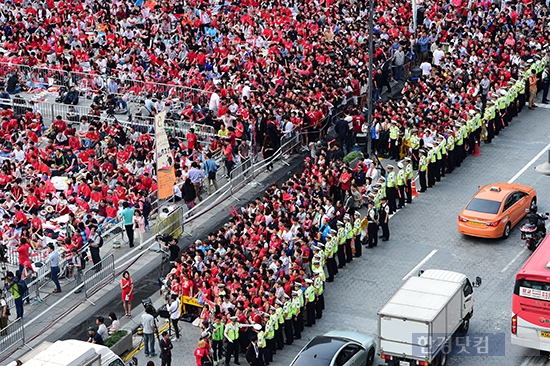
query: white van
[{"left": 7, "top": 339, "right": 137, "bottom": 366}]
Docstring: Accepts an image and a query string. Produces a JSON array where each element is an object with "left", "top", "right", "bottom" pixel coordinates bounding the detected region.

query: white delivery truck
[
  {"left": 6, "top": 339, "right": 137, "bottom": 366},
  {"left": 378, "top": 269, "right": 481, "bottom": 366}
]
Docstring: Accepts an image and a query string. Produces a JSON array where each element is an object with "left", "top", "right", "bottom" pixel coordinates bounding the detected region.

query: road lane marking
[
  {"left": 508, "top": 141, "right": 550, "bottom": 183},
  {"left": 500, "top": 247, "right": 528, "bottom": 273},
  {"left": 402, "top": 249, "right": 438, "bottom": 280}
]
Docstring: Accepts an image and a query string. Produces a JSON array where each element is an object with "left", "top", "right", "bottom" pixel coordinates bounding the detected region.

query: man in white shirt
[
  {"left": 209, "top": 86, "right": 221, "bottom": 114},
  {"left": 167, "top": 294, "right": 181, "bottom": 341},
  {"left": 433, "top": 45, "right": 445, "bottom": 66},
  {"left": 96, "top": 316, "right": 109, "bottom": 341},
  {"left": 420, "top": 60, "right": 432, "bottom": 76}
]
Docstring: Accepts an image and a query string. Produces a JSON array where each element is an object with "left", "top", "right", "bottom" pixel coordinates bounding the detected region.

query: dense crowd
[
  {"left": 0, "top": 0, "right": 549, "bottom": 364},
  {"left": 162, "top": 143, "right": 375, "bottom": 366}
]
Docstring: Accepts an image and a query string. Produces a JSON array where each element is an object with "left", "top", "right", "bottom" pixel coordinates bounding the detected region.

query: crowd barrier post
[
  {"left": 0, "top": 317, "right": 30, "bottom": 357},
  {"left": 83, "top": 254, "right": 115, "bottom": 305}
]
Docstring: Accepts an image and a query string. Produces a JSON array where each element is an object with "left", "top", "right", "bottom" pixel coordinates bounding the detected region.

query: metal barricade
[
  {"left": 83, "top": 254, "right": 115, "bottom": 305},
  {"left": 0, "top": 317, "right": 26, "bottom": 356},
  {"left": 31, "top": 66, "right": 73, "bottom": 90},
  {"left": 156, "top": 207, "right": 184, "bottom": 239}
]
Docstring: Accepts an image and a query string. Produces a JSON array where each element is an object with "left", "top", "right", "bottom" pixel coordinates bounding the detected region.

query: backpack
[
  {"left": 371, "top": 125, "right": 377, "bottom": 139},
  {"left": 142, "top": 199, "right": 152, "bottom": 217},
  {"left": 98, "top": 235, "right": 104, "bottom": 248},
  {"left": 16, "top": 279, "right": 28, "bottom": 299},
  {"left": 80, "top": 251, "right": 88, "bottom": 270}
]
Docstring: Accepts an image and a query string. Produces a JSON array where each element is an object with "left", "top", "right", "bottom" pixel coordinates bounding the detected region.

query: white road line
[
  {"left": 500, "top": 247, "right": 527, "bottom": 273},
  {"left": 402, "top": 249, "right": 438, "bottom": 280},
  {"left": 508, "top": 141, "right": 550, "bottom": 183}
]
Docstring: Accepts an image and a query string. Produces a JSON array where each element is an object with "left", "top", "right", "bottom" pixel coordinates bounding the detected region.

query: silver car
[{"left": 289, "top": 330, "right": 377, "bottom": 366}]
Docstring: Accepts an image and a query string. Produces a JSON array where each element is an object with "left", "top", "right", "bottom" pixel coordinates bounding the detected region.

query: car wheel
[
  {"left": 530, "top": 197, "right": 537, "bottom": 210},
  {"left": 502, "top": 223, "right": 511, "bottom": 239},
  {"left": 366, "top": 348, "right": 375, "bottom": 366}
]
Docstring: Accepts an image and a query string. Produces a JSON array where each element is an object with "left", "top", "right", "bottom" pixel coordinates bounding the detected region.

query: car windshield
[{"left": 466, "top": 198, "right": 501, "bottom": 214}]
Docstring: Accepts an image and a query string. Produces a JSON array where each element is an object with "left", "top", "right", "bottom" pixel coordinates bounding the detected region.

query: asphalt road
[{"left": 130, "top": 103, "right": 550, "bottom": 366}]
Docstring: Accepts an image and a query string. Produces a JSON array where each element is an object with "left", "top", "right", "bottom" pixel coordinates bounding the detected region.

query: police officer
[
  {"left": 265, "top": 307, "right": 276, "bottom": 361},
  {"left": 396, "top": 162, "right": 406, "bottom": 209},
  {"left": 379, "top": 196, "right": 390, "bottom": 241},
  {"left": 291, "top": 290, "right": 302, "bottom": 340},
  {"left": 389, "top": 120, "right": 400, "bottom": 160},
  {"left": 403, "top": 157, "right": 413, "bottom": 204},
  {"left": 282, "top": 293, "right": 294, "bottom": 345},
  {"left": 293, "top": 281, "right": 304, "bottom": 332},
  {"left": 353, "top": 211, "right": 363, "bottom": 257},
  {"left": 274, "top": 300, "right": 285, "bottom": 350},
  {"left": 437, "top": 134, "right": 447, "bottom": 178},
  {"left": 343, "top": 214, "right": 354, "bottom": 262},
  {"left": 410, "top": 129, "right": 420, "bottom": 169},
  {"left": 324, "top": 231, "right": 336, "bottom": 282},
  {"left": 433, "top": 139, "right": 441, "bottom": 182},
  {"left": 385, "top": 165, "right": 397, "bottom": 214},
  {"left": 417, "top": 149, "right": 427, "bottom": 192},
  {"left": 303, "top": 279, "right": 316, "bottom": 326},
  {"left": 336, "top": 221, "right": 346, "bottom": 268},
  {"left": 446, "top": 130, "right": 455, "bottom": 173},
  {"left": 224, "top": 316, "right": 240, "bottom": 366},
  {"left": 366, "top": 200, "right": 379, "bottom": 248},
  {"left": 313, "top": 272, "right": 324, "bottom": 318},
  {"left": 426, "top": 144, "right": 436, "bottom": 188}
]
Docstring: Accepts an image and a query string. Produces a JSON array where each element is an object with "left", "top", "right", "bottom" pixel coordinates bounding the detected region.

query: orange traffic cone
[
  {"left": 472, "top": 141, "right": 482, "bottom": 156},
  {"left": 411, "top": 179, "right": 419, "bottom": 197}
]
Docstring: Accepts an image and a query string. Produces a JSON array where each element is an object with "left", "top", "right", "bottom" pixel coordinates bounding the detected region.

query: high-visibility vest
[
  {"left": 435, "top": 145, "right": 442, "bottom": 160},
  {"left": 386, "top": 171, "right": 396, "bottom": 188},
  {"left": 277, "top": 307, "right": 284, "bottom": 324},
  {"left": 338, "top": 227, "right": 346, "bottom": 244},
  {"left": 212, "top": 323, "right": 225, "bottom": 341},
  {"left": 345, "top": 222, "right": 354, "bottom": 239},
  {"left": 389, "top": 125, "right": 399, "bottom": 139},
  {"left": 353, "top": 218, "right": 362, "bottom": 236},
  {"left": 296, "top": 288, "right": 304, "bottom": 307},
  {"left": 429, "top": 150, "right": 436, "bottom": 163},
  {"left": 331, "top": 237, "right": 338, "bottom": 255},
  {"left": 283, "top": 302, "right": 294, "bottom": 320},
  {"left": 396, "top": 169, "right": 405, "bottom": 186},
  {"left": 439, "top": 138, "right": 447, "bottom": 155},
  {"left": 305, "top": 286, "right": 316, "bottom": 302},
  {"left": 419, "top": 155, "right": 427, "bottom": 172},
  {"left": 410, "top": 135, "right": 420, "bottom": 149},
  {"left": 447, "top": 136, "right": 454, "bottom": 151},
  {"left": 405, "top": 164, "right": 413, "bottom": 180},
  {"left": 292, "top": 297, "right": 301, "bottom": 314},
  {"left": 314, "top": 277, "right": 324, "bottom": 295},
  {"left": 226, "top": 323, "right": 239, "bottom": 341},
  {"left": 257, "top": 331, "right": 266, "bottom": 348}
]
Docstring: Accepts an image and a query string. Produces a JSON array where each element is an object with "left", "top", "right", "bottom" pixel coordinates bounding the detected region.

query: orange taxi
[{"left": 458, "top": 183, "right": 537, "bottom": 239}]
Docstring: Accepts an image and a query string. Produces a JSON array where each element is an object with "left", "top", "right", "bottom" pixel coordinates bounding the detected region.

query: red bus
[{"left": 512, "top": 234, "right": 550, "bottom": 351}]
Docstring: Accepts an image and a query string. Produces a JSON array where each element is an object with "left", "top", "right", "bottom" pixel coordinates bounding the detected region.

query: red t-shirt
[{"left": 17, "top": 243, "right": 30, "bottom": 265}]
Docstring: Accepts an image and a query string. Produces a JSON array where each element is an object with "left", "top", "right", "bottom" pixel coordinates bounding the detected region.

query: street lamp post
[
  {"left": 367, "top": 0, "right": 374, "bottom": 158},
  {"left": 535, "top": 150, "right": 550, "bottom": 176}
]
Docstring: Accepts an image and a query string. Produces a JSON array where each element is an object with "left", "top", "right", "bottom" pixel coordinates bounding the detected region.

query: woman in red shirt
[
  {"left": 194, "top": 339, "right": 212, "bottom": 366},
  {"left": 181, "top": 274, "right": 194, "bottom": 298}
]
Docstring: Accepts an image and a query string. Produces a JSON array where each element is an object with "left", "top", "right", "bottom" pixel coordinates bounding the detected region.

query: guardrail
[
  {"left": 83, "top": 254, "right": 115, "bottom": 305},
  {"left": 0, "top": 62, "right": 212, "bottom": 107},
  {"left": 0, "top": 318, "right": 27, "bottom": 356}
]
